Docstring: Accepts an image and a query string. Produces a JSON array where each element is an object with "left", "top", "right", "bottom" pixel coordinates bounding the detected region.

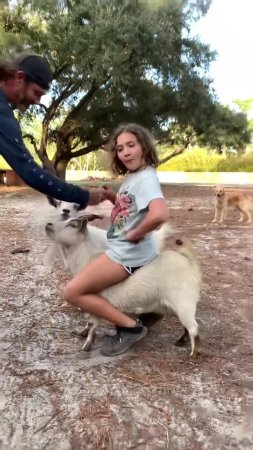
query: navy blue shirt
[{"left": 0, "top": 89, "right": 89, "bottom": 208}]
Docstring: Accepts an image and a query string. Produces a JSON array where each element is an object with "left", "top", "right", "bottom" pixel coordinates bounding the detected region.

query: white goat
[
  {"left": 46, "top": 195, "right": 170, "bottom": 254},
  {"left": 44, "top": 215, "right": 201, "bottom": 358},
  {"left": 45, "top": 214, "right": 173, "bottom": 268},
  {"left": 47, "top": 197, "right": 83, "bottom": 221}
]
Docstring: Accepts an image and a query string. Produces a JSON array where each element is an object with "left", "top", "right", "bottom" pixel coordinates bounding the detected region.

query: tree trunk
[{"left": 55, "top": 159, "right": 69, "bottom": 179}]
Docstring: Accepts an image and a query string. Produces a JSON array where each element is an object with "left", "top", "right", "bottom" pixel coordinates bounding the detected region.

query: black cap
[{"left": 14, "top": 52, "right": 53, "bottom": 90}]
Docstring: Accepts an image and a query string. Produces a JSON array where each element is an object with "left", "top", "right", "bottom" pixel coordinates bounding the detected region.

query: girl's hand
[{"left": 126, "top": 230, "right": 143, "bottom": 243}]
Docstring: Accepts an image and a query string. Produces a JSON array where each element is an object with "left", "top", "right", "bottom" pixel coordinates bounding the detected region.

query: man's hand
[
  {"left": 87, "top": 186, "right": 116, "bottom": 206},
  {"left": 87, "top": 188, "right": 108, "bottom": 205},
  {"left": 102, "top": 185, "right": 116, "bottom": 204}
]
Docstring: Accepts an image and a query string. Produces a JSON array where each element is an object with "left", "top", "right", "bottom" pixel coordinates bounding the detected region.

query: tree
[
  {"left": 233, "top": 98, "right": 253, "bottom": 135},
  {"left": 196, "top": 103, "right": 250, "bottom": 150},
  {"left": 1, "top": 0, "right": 248, "bottom": 177}
]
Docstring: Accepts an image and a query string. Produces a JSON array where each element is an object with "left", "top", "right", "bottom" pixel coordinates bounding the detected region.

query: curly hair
[{"left": 109, "top": 123, "right": 159, "bottom": 175}]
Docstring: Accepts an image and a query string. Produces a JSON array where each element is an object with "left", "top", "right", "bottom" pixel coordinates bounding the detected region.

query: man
[
  {"left": 0, "top": 51, "right": 161, "bottom": 329},
  {"left": 0, "top": 52, "right": 110, "bottom": 207}
]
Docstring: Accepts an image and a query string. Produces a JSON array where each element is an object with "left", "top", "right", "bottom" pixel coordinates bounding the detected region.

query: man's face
[{"left": 12, "top": 70, "right": 46, "bottom": 112}]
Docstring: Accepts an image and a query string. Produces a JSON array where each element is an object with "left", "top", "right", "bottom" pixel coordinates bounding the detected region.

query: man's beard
[
  {"left": 15, "top": 98, "right": 29, "bottom": 113},
  {"left": 13, "top": 89, "right": 30, "bottom": 112}
]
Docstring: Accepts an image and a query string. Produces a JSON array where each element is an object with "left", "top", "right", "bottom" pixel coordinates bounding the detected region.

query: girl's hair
[{"left": 109, "top": 123, "right": 159, "bottom": 175}]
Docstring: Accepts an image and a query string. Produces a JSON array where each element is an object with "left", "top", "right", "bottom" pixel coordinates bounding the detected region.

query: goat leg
[
  {"left": 81, "top": 323, "right": 97, "bottom": 351},
  {"left": 175, "top": 328, "right": 190, "bottom": 347},
  {"left": 79, "top": 321, "right": 93, "bottom": 338},
  {"left": 137, "top": 312, "right": 163, "bottom": 328}
]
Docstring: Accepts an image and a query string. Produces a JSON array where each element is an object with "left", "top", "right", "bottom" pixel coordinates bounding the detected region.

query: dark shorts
[{"left": 123, "top": 266, "right": 142, "bottom": 276}]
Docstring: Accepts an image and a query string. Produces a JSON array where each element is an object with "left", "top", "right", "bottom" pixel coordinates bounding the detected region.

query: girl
[{"left": 64, "top": 123, "right": 168, "bottom": 356}]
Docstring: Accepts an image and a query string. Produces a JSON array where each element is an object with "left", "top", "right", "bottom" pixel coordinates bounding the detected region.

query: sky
[{"left": 191, "top": 0, "right": 253, "bottom": 112}]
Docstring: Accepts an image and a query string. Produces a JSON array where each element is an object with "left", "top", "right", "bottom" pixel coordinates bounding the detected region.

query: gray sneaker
[{"left": 101, "top": 324, "right": 148, "bottom": 357}]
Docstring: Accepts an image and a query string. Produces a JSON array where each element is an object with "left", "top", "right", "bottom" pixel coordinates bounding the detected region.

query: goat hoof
[
  {"left": 190, "top": 350, "right": 200, "bottom": 359},
  {"left": 81, "top": 341, "right": 92, "bottom": 351},
  {"left": 190, "top": 335, "right": 201, "bottom": 358}
]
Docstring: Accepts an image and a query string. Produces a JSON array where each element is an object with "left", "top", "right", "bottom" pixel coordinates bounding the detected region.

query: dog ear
[{"left": 47, "top": 195, "right": 58, "bottom": 208}]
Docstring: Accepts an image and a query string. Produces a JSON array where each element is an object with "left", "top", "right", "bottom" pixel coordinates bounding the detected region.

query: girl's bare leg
[{"left": 64, "top": 254, "right": 136, "bottom": 327}]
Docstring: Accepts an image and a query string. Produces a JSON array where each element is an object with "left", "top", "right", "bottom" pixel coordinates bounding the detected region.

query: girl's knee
[{"left": 63, "top": 283, "right": 80, "bottom": 306}]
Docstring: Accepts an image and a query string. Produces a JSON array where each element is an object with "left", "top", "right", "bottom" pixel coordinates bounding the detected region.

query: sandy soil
[{"left": 0, "top": 184, "right": 252, "bottom": 450}]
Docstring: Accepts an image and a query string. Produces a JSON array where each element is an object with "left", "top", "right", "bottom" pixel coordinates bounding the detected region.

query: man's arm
[{"left": 0, "top": 115, "right": 93, "bottom": 208}]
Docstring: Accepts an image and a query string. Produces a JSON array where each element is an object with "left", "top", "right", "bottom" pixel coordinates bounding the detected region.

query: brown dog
[{"left": 212, "top": 186, "right": 253, "bottom": 224}]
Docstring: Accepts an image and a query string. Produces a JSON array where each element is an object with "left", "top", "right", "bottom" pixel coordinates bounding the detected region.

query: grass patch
[{"left": 0, "top": 157, "right": 11, "bottom": 170}]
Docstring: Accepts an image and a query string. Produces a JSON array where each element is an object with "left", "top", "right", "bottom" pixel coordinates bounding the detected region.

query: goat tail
[
  {"left": 175, "top": 238, "right": 197, "bottom": 263},
  {"left": 175, "top": 238, "right": 201, "bottom": 283},
  {"left": 155, "top": 222, "right": 175, "bottom": 251}
]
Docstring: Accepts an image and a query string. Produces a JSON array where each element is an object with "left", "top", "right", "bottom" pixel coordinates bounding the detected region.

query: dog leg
[
  {"left": 244, "top": 210, "right": 252, "bottom": 224},
  {"left": 212, "top": 208, "right": 219, "bottom": 223},
  {"left": 219, "top": 207, "right": 227, "bottom": 223},
  {"left": 238, "top": 211, "right": 245, "bottom": 222}
]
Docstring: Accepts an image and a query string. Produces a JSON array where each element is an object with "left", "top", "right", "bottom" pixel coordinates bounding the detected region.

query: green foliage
[
  {"left": 0, "top": 0, "right": 250, "bottom": 177},
  {"left": 216, "top": 152, "right": 253, "bottom": 172},
  {"left": 0, "top": 156, "right": 11, "bottom": 169},
  {"left": 233, "top": 98, "right": 253, "bottom": 134},
  {"left": 197, "top": 103, "right": 251, "bottom": 149},
  {"left": 159, "top": 146, "right": 253, "bottom": 172}
]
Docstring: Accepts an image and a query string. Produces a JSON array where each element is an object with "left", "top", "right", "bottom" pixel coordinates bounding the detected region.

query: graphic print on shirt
[{"left": 107, "top": 190, "right": 135, "bottom": 238}]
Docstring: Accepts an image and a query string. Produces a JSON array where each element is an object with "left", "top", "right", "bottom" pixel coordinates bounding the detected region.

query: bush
[{"left": 158, "top": 147, "right": 253, "bottom": 172}]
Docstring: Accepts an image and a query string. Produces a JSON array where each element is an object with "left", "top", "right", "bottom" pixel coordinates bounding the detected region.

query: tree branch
[
  {"left": 38, "top": 103, "right": 48, "bottom": 113},
  {"left": 158, "top": 144, "right": 188, "bottom": 165},
  {"left": 71, "top": 143, "right": 104, "bottom": 158},
  {"left": 60, "top": 75, "right": 112, "bottom": 137},
  {"left": 44, "top": 82, "right": 77, "bottom": 122},
  {"left": 53, "top": 62, "right": 72, "bottom": 79},
  {"left": 23, "top": 134, "right": 39, "bottom": 156},
  {"left": 23, "top": 133, "right": 58, "bottom": 175}
]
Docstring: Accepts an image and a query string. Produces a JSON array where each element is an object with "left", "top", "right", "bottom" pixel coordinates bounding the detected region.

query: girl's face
[{"left": 116, "top": 132, "right": 145, "bottom": 172}]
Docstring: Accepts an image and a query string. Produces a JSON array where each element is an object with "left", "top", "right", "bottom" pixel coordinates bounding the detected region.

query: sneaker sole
[{"left": 101, "top": 327, "right": 148, "bottom": 357}]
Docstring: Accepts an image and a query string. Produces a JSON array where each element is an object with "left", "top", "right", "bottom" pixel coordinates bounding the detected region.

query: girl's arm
[{"left": 126, "top": 198, "right": 168, "bottom": 242}]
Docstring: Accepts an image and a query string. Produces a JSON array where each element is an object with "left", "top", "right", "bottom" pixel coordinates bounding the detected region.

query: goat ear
[
  {"left": 86, "top": 214, "right": 104, "bottom": 222},
  {"left": 47, "top": 195, "right": 58, "bottom": 208},
  {"left": 75, "top": 216, "right": 89, "bottom": 232}
]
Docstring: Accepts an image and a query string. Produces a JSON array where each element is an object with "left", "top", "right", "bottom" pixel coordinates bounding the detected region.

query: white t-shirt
[{"left": 106, "top": 166, "right": 164, "bottom": 267}]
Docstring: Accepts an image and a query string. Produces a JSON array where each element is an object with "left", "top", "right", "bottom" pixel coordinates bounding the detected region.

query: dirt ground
[{"left": 0, "top": 184, "right": 252, "bottom": 450}]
